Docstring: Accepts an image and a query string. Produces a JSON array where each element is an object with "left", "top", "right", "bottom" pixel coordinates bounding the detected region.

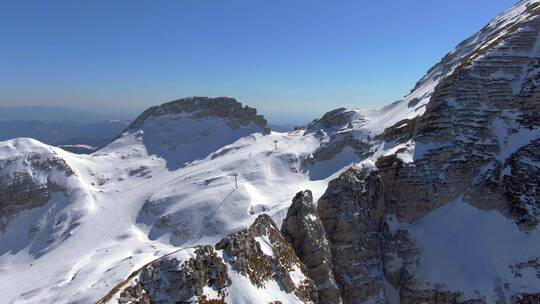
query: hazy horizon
[{"left": 0, "top": 0, "right": 517, "bottom": 124}]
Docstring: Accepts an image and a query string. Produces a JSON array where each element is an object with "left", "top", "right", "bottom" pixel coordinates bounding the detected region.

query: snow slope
[{"left": 404, "top": 197, "right": 540, "bottom": 303}]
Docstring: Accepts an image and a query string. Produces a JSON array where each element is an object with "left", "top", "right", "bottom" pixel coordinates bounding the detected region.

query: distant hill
[
  {"left": 0, "top": 119, "right": 131, "bottom": 150},
  {"left": 0, "top": 106, "right": 133, "bottom": 152},
  {"left": 0, "top": 106, "right": 132, "bottom": 123}
]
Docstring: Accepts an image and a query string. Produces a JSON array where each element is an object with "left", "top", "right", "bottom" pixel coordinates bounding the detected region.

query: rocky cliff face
[
  {"left": 0, "top": 139, "right": 85, "bottom": 257},
  {"left": 282, "top": 167, "right": 540, "bottom": 303},
  {"left": 316, "top": 166, "right": 385, "bottom": 304},
  {"left": 126, "top": 96, "right": 268, "bottom": 132},
  {"left": 108, "top": 214, "right": 317, "bottom": 304},
  {"left": 216, "top": 214, "right": 317, "bottom": 303},
  {"left": 0, "top": 145, "right": 75, "bottom": 229},
  {"left": 281, "top": 190, "right": 342, "bottom": 304},
  {"left": 283, "top": 1, "right": 540, "bottom": 302},
  {"left": 504, "top": 139, "right": 540, "bottom": 227},
  {"left": 117, "top": 245, "right": 230, "bottom": 304},
  {"left": 377, "top": 0, "right": 540, "bottom": 226},
  {"left": 281, "top": 166, "right": 387, "bottom": 304}
]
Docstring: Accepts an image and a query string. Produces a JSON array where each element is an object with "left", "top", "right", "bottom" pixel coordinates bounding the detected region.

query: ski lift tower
[{"left": 231, "top": 172, "right": 238, "bottom": 189}]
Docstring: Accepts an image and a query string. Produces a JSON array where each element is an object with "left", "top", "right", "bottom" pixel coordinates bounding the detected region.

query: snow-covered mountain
[
  {"left": 1, "top": 1, "right": 540, "bottom": 303},
  {"left": 0, "top": 97, "right": 331, "bottom": 304}
]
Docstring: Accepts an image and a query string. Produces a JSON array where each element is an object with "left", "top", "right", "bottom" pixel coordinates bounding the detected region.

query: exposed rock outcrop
[
  {"left": 281, "top": 190, "right": 342, "bottom": 304},
  {"left": 376, "top": 0, "right": 540, "bottom": 228},
  {"left": 504, "top": 139, "right": 540, "bottom": 229},
  {"left": 0, "top": 152, "right": 73, "bottom": 232},
  {"left": 111, "top": 214, "right": 317, "bottom": 304},
  {"left": 216, "top": 214, "right": 317, "bottom": 303},
  {"left": 118, "top": 245, "right": 230, "bottom": 304},
  {"left": 316, "top": 166, "right": 386, "bottom": 304},
  {"left": 0, "top": 173, "right": 54, "bottom": 231},
  {"left": 126, "top": 97, "right": 268, "bottom": 131},
  {"left": 304, "top": 108, "right": 371, "bottom": 170},
  {"left": 284, "top": 181, "right": 436, "bottom": 304}
]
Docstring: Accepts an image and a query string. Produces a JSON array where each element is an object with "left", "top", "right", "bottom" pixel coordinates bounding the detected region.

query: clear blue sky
[{"left": 0, "top": 0, "right": 517, "bottom": 123}]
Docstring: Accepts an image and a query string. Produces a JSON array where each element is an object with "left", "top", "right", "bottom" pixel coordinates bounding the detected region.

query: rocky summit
[
  {"left": 1, "top": 1, "right": 540, "bottom": 304},
  {"left": 126, "top": 96, "right": 268, "bottom": 131}
]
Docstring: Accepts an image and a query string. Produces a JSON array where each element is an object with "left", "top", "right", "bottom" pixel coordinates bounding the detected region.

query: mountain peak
[
  {"left": 113, "top": 97, "right": 270, "bottom": 170},
  {"left": 127, "top": 96, "right": 267, "bottom": 131}
]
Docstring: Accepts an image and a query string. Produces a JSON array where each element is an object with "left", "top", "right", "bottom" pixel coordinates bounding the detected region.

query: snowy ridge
[{"left": 308, "top": 0, "right": 540, "bottom": 139}]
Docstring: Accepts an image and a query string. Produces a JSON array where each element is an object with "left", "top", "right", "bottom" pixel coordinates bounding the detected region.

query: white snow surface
[
  {"left": 403, "top": 197, "right": 540, "bottom": 303},
  {"left": 225, "top": 267, "right": 307, "bottom": 304},
  {"left": 254, "top": 235, "right": 274, "bottom": 256}
]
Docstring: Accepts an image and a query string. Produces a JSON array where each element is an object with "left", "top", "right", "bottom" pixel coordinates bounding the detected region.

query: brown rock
[{"left": 281, "top": 190, "right": 342, "bottom": 304}]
